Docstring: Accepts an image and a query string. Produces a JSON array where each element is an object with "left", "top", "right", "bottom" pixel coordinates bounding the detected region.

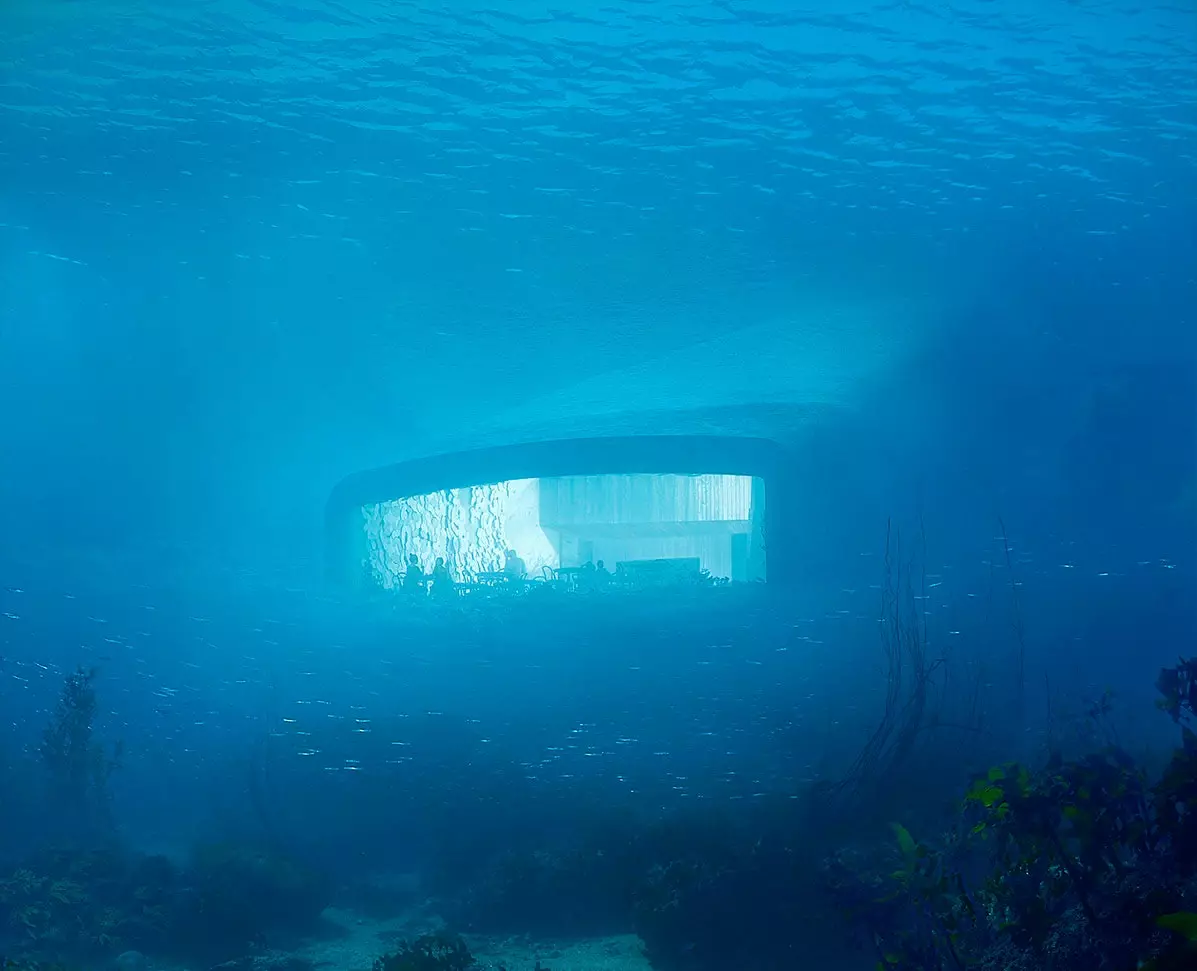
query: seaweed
[
  {"left": 374, "top": 932, "right": 476, "bottom": 971},
  {"left": 0, "top": 838, "right": 332, "bottom": 966},
  {"left": 38, "top": 668, "right": 122, "bottom": 841},
  {"left": 830, "top": 656, "right": 1197, "bottom": 971},
  {"left": 831, "top": 520, "right": 947, "bottom": 806},
  {"left": 0, "top": 849, "right": 176, "bottom": 964},
  {"left": 630, "top": 814, "right": 827, "bottom": 971},
  {"left": 1156, "top": 657, "right": 1197, "bottom": 725},
  {"left": 174, "top": 842, "right": 332, "bottom": 960}
]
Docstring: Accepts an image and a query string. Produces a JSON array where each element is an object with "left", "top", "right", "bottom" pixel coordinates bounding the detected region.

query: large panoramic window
[{"left": 362, "top": 472, "right": 766, "bottom": 589}]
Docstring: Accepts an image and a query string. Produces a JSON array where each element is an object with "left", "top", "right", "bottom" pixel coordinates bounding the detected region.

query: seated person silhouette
[
  {"left": 502, "top": 548, "right": 527, "bottom": 580},
  {"left": 595, "top": 559, "right": 612, "bottom": 583},
  {"left": 403, "top": 553, "right": 425, "bottom": 593},
  {"left": 430, "top": 556, "right": 454, "bottom": 598}
]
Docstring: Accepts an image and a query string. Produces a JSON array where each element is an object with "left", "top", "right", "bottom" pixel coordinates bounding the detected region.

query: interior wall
[
  {"left": 363, "top": 479, "right": 547, "bottom": 586},
  {"left": 539, "top": 473, "right": 753, "bottom": 528},
  {"left": 501, "top": 477, "right": 557, "bottom": 577}
]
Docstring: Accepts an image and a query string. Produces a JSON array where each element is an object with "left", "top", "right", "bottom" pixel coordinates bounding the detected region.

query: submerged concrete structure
[{"left": 325, "top": 435, "right": 797, "bottom": 589}]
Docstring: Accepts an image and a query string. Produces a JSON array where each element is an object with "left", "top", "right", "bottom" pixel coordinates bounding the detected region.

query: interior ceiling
[{"left": 0, "top": 0, "right": 1192, "bottom": 557}]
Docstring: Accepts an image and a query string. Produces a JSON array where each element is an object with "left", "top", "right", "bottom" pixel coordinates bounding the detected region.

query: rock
[{"left": 115, "top": 952, "right": 149, "bottom": 971}]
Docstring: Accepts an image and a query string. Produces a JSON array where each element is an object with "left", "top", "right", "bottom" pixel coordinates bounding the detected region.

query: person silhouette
[
  {"left": 403, "top": 553, "right": 425, "bottom": 592},
  {"left": 502, "top": 548, "right": 527, "bottom": 580},
  {"left": 430, "top": 556, "right": 454, "bottom": 598}
]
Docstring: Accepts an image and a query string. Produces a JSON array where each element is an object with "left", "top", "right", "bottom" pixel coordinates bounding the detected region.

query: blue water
[{"left": 0, "top": 2, "right": 1194, "bottom": 969}]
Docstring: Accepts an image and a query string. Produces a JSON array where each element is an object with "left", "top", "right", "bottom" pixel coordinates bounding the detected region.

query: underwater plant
[
  {"left": 444, "top": 817, "right": 647, "bottom": 938},
  {"left": 826, "top": 520, "right": 973, "bottom": 816},
  {"left": 0, "top": 848, "right": 177, "bottom": 964},
  {"left": 629, "top": 810, "right": 838, "bottom": 971},
  {"left": 173, "top": 841, "right": 332, "bottom": 960},
  {"left": 373, "top": 931, "right": 476, "bottom": 971},
  {"left": 38, "top": 667, "right": 122, "bottom": 841},
  {"left": 0, "top": 837, "right": 339, "bottom": 967},
  {"left": 827, "top": 655, "right": 1197, "bottom": 971},
  {"left": 1156, "top": 656, "right": 1197, "bottom": 724}
]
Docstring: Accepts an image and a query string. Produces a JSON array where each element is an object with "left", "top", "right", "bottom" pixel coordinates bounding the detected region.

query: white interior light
[{"left": 362, "top": 472, "right": 767, "bottom": 588}]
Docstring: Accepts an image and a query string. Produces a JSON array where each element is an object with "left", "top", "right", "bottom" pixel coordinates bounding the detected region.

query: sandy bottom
[
  {"left": 470, "top": 934, "right": 651, "bottom": 971},
  {"left": 295, "top": 908, "right": 653, "bottom": 971}
]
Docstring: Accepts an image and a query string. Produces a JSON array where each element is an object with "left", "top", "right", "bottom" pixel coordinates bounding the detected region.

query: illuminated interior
[{"left": 362, "top": 473, "right": 766, "bottom": 589}]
